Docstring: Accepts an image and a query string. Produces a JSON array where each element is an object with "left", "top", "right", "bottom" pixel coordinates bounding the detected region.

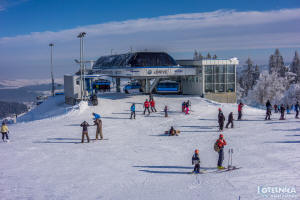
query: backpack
[{"left": 214, "top": 141, "right": 220, "bottom": 152}]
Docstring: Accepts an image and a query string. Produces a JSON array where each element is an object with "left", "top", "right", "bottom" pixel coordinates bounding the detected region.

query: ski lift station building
[{"left": 91, "top": 52, "right": 238, "bottom": 103}]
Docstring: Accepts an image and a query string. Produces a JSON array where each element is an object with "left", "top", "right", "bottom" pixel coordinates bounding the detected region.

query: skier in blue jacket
[{"left": 130, "top": 103, "right": 136, "bottom": 119}]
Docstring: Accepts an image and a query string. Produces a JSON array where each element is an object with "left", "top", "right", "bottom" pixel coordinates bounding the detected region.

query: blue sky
[{"left": 0, "top": 0, "right": 300, "bottom": 79}]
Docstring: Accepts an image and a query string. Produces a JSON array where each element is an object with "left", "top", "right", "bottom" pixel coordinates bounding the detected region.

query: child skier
[
  {"left": 218, "top": 108, "right": 225, "bottom": 131},
  {"left": 164, "top": 106, "right": 168, "bottom": 117},
  {"left": 295, "top": 102, "right": 299, "bottom": 119},
  {"left": 80, "top": 121, "right": 90, "bottom": 143},
  {"left": 1, "top": 122, "right": 9, "bottom": 142},
  {"left": 143, "top": 99, "right": 151, "bottom": 115},
  {"left": 225, "top": 112, "right": 234, "bottom": 128},
  {"left": 150, "top": 99, "right": 157, "bottom": 112},
  {"left": 185, "top": 105, "right": 190, "bottom": 115},
  {"left": 130, "top": 103, "right": 136, "bottom": 119},
  {"left": 192, "top": 149, "right": 200, "bottom": 173},
  {"left": 280, "top": 104, "right": 285, "bottom": 120}
]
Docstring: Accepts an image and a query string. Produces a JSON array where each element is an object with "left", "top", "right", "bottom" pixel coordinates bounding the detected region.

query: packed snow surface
[{"left": 1, "top": 94, "right": 299, "bottom": 200}]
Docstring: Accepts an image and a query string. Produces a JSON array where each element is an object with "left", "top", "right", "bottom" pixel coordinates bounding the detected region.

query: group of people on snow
[
  {"left": 182, "top": 100, "right": 191, "bottom": 115},
  {"left": 265, "top": 100, "right": 300, "bottom": 120},
  {"left": 80, "top": 113, "right": 103, "bottom": 143},
  {"left": 192, "top": 133, "right": 227, "bottom": 173}
]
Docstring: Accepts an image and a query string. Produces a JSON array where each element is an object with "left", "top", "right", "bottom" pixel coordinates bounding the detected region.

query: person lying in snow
[{"left": 165, "top": 126, "right": 180, "bottom": 136}]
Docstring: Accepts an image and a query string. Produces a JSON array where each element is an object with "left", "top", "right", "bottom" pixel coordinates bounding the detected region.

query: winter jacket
[
  {"left": 238, "top": 103, "right": 243, "bottom": 112},
  {"left": 228, "top": 113, "right": 233, "bottom": 122},
  {"left": 192, "top": 153, "right": 200, "bottom": 165},
  {"left": 266, "top": 101, "right": 271, "bottom": 108},
  {"left": 1, "top": 125, "right": 8, "bottom": 133},
  {"left": 131, "top": 105, "right": 135, "bottom": 112},
  {"left": 93, "top": 113, "right": 101, "bottom": 119},
  {"left": 80, "top": 121, "right": 90, "bottom": 132},
  {"left": 144, "top": 101, "right": 150, "bottom": 108},
  {"left": 280, "top": 106, "right": 285, "bottom": 113},
  {"left": 295, "top": 103, "right": 299, "bottom": 111},
  {"left": 216, "top": 138, "right": 227, "bottom": 149},
  {"left": 218, "top": 112, "right": 225, "bottom": 123},
  {"left": 150, "top": 100, "right": 155, "bottom": 107}
]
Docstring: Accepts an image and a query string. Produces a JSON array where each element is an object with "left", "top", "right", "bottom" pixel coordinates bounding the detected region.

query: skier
[
  {"left": 164, "top": 106, "right": 168, "bottom": 117},
  {"left": 265, "top": 100, "right": 272, "bottom": 120},
  {"left": 274, "top": 104, "right": 278, "bottom": 113},
  {"left": 93, "top": 117, "right": 103, "bottom": 140},
  {"left": 1, "top": 122, "right": 9, "bottom": 142},
  {"left": 150, "top": 99, "right": 157, "bottom": 112},
  {"left": 286, "top": 104, "right": 290, "bottom": 114},
  {"left": 218, "top": 108, "right": 226, "bottom": 131},
  {"left": 192, "top": 149, "right": 201, "bottom": 173},
  {"left": 295, "top": 102, "right": 299, "bottom": 119},
  {"left": 143, "top": 99, "right": 151, "bottom": 115},
  {"left": 80, "top": 121, "right": 90, "bottom": 143},
  {"left": 238, "top": 102, "right": 244, "bottom": 120},
  {"left": 225, "top": 112, "right": 234, "bottom": 128},
  {"left": 185, "top": 105, "right": 190, "bottom": 115},
  {"left": 187, "top": 100, "right": 191, "bottom": 110},
  {"left": 280, "top": 104, "right": 285, "bottom": 120},
  {"left": 215, "top": 134, "right": 227, "bottom": 169},
  {"left": 182, "top": 102, "right": 186, "bottom": 112},
  {"left": 130, "top": 103, "right": 136, "bottom": 119},
  {"left": 168, "top": 126, "right": 179, "bottom": 136}
]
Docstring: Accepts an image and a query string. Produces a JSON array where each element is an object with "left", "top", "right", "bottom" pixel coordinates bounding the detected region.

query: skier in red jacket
[
  {"left": 143, "top": 99, "right": 151, "bottom": 115},
  {"left": 238, "top": 102, "right": 244, "bottom": 120},
  {"left": 150, "top": 99, "right": 157, "bottom": 112},
  {"left": 216, "top": 134, "right": 227, "bottom": 169}
]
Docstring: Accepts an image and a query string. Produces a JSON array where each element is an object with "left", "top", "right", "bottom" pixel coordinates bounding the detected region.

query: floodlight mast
[
  {"left": 77, "top": 32, "right": 86, "bottom": 100},
  {"left": 49, "top": 43, "right": 55, "bottom": 96}
]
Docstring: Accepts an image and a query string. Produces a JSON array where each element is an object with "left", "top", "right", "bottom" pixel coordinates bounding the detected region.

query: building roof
[{"left": 93, "top": 52, "right": 177, "bottom": 69}]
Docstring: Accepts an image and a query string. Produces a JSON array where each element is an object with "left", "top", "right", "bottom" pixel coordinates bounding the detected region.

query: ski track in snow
[{"left": 1, "top": 93, "right": 300, "bottom": 200}]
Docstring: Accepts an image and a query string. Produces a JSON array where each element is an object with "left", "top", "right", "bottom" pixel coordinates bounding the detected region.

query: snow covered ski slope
[{"left": 1, "top": 94, "right": 299, "bottom": 200}]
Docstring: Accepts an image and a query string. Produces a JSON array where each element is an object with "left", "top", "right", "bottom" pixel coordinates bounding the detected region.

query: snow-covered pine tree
[
  {"left": 269, "top": 49, "right": 286, "bottom": 77},
  {"left": 198, "top": 52, "right": 203, "bottom": 60},
  {"left": 290, "top": 51, "right": 300, "bottom": 82},
  {"left": 247, "top": 71, "right": 289, "bottom": 105},
  {"left": 207, "top": 53, "right": 211, "bottom": 59},
  {"left": 193, "top": 50, "right": 198, "bottom": 60},
  {"left": 238, "top": 57, "right": 259, "bottom": 97}
]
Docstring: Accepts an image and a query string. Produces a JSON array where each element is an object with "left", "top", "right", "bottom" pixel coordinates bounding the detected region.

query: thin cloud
[{"left": 0, "top": 8, "right": 300, "bottom": 78}]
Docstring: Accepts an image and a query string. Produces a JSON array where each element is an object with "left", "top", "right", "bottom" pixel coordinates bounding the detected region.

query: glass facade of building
[{"left": 204, "top": 65, "right": 235, "bottom": 93}]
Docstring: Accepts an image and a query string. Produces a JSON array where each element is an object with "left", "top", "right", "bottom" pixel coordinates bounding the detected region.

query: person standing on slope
[
  {"left": 185, "top": 105, "right": 190, "bottom": 115},
  {"left": 93, "top": 117, "right": 103, "bottom": 140},
  {"left": 218, "top": 108, "right": 226, "bottom": 131},
  {"left": 226, "top": 112, "right": 234, "bottom": 128},
  {"left": 286, "top": 104, "right": 290, "bottom": 114},
  {"left": 238, "top": 102, "right": 244, "bottom": 120},
  {"left": 216, "top": 134, "right": 227, "bottom": 169},
  {"left": 164, "top": 106, "right": 168, "bottom": 117},
  {"left": 130, "top": 103, "right": 136, "bottom": 119},
  {"left": 143, "top": 99, "right": 151, "bottom": 115},
  {"left": 295, "top": 102, "right": 299, "bottom": 119},
  {"left": 80, "top": 121, "right": 90, "bottom": 143},
  {"left": 274, "top": 104, "right": 278, "bottom": 113},
  {"left": 150, "top": 99, "right": 157, "bottom": 112},
  {"left": 265, "top": 100, "right": 272, "bottom": 120},
  {"left": 1, "top": 122, "right": 9, "bottom": 142},
  {"left": 280, "top": 104, "right": 286, "bottom": 120},
  {"left": 192, "top": 149, "right": 201, "bottom": 173}
]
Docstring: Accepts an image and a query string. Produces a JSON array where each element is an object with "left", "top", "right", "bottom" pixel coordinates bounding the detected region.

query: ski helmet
[
  {"left": 195, "top": 149, "right": 199, "bottom": 154},
  {"left": 219, "top": 134, "right": 223, "bottom": 138},
  {"left": 218, "top": 108, "right": 222, "bottom": 111}
]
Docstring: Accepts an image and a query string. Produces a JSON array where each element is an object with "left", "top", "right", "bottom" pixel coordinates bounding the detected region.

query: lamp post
[
  {"left": 49, "top": 43, "right": 55, "bottom": 96},
  {"left": 77, "top": 32, "right": 86, "bottom": 100}
]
